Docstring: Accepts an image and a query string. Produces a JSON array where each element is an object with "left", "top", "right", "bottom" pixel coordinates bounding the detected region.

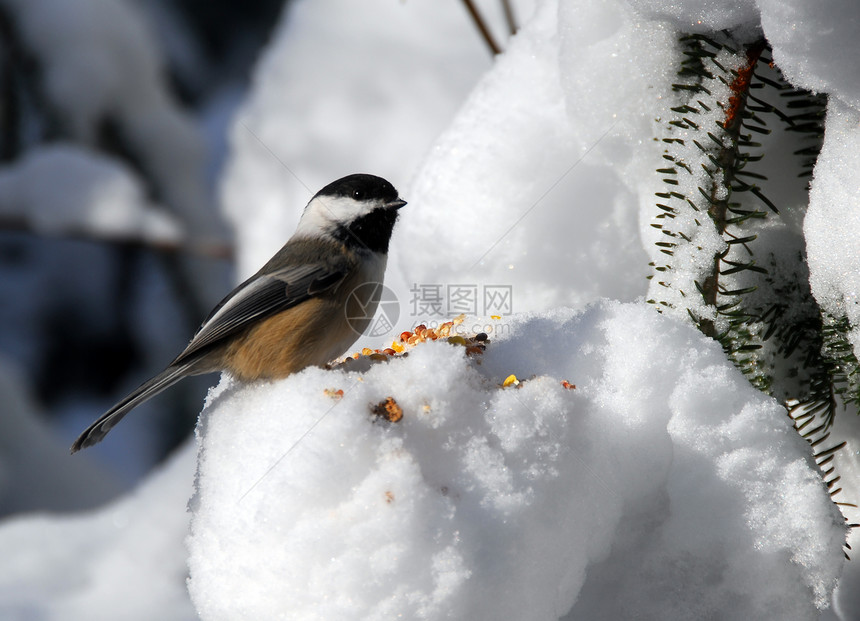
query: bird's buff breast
[{"left": 223, "top": 260, "right": 385, "bottom": 381}]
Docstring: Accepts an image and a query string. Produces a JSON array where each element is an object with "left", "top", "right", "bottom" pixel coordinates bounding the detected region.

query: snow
[
  {"left": 1, "top": 0, "right": 218, "bottom": 240},
  {"left": 220, "top": 0, "right": 510, "bottom": 279},
  {"left": 0, "top": 144, "right": 181, "bottom": 242},
  {"left": 0, "top": 357, "right": 121, "bottom": 514},
  {"left": 401, "top": 0, "right": 656, "bottom": 313},
  {"left": 2, "top": 0, "right": 860, "bottom": 618},
  {"left": 760, "top": 5, "right": 860, "bottom": 574},
  {"left": 804, "top": 101, "right": 860, "bottom": 352},
  {"left": 759, "top": 0, "right": 860, "bottom": 110},
  {"left": 0, "top": 440, "right": 196, "bottom": 621},
  {"left": 627, "top": 0, "right": 759, "bottom": 32},
  {"left": 188, "top": 303, "right": 844, "bottom": 619}
]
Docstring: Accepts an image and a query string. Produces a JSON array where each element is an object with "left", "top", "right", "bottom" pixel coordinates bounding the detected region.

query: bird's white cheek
[
  {"left": 295, "top": 195, "right": 376, "bottom": 240},
  {"left": 293, "top": 204, "right": 333, "bottom": 238}
]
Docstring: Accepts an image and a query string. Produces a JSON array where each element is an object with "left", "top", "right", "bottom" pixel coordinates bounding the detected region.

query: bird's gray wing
[
  {"left": 71, "top": 360, "right": 198, "bottom": 453},
  {"left": 71, "top": 262, "right": 348, "bottom": 453},
  {"left": 173, "top": 262, "right": 348, "bottom": 364}
]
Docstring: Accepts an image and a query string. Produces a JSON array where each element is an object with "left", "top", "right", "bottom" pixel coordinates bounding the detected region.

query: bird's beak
[{"left": 386, "top": 198, "right": 407, "bottom": 210}]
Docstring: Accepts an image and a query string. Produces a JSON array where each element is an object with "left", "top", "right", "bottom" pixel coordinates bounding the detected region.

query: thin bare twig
[
  {"left": 461, "top": 0, "right": 502, "bottom": 55},
  {"left": 501, "top": 0, "right": 517, "bottom": 36}
]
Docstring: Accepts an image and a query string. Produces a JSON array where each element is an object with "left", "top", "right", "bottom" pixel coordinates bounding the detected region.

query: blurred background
[
  {"left": 0, "top": 0, "right": 284, "bottom": 503},
  {"left": 0, "top": 0, "right": 528, "bottom": 514}
]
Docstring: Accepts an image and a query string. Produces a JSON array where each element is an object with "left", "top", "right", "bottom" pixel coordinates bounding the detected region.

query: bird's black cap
[{"left": 316, "top": 173, "right": 401, "bottom": 205}]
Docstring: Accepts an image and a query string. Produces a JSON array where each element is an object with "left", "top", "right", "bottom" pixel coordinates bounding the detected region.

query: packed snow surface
[
  {"left": 188, "top": 303, "right": 844, "bottom": 620},
  {"left": 0, "top": 443, "right": 195, "bottom": 621}
]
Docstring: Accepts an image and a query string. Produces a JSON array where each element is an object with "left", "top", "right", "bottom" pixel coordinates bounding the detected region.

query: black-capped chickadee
[{"left": 71, "top": 173, "right": 406, "bottom": 453}]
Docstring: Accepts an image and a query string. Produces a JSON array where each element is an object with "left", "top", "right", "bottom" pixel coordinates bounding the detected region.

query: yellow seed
[
  {"left": 361, "top": 347, "right": 374, "bottom": 356},
  {"left": 503, "top": 374, "right": 518, "bottom": 387},
  {"left": 391, "top": 341, "right": 405, "bottom": 353},
  {"left": 491, "top": 315, "right": 502, "bottom": 320},
  {"left": 447, "top": 335, "right": 467, "bottom": 346},
  {"left": 453, "top": 314, "right": 466, "bottom": 325}
]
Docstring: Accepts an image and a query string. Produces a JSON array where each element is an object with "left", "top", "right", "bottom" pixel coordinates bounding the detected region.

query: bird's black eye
[{"left": 352, "top": 188, "right": 364, "bottom": 200}]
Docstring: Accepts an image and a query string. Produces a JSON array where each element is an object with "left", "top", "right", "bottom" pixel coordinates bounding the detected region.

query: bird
[{"left": 71, "top": 173, "right": 406, "bottom": 453}]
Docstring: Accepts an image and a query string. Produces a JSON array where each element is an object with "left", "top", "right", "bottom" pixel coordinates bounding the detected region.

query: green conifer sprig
[
  {"left": 651, "top": 29, "right": 858, "bottom": 557},
  {"left": 753, "top": 68, "right": 860, "bottom": 433},
  {"left": 649, "top": 33, "right": 774, "bottom": 392},
  {"left": 780, "top": 88, "right": 828, "bottom": 179},
  {"left": 650, "top": 33, "right": 853, "bottom": 419}
]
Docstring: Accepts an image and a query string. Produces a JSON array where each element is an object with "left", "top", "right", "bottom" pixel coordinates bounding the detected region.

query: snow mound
[
  {"left": 626, "top": 0, "right": 759, "bottom": 32},
  {"left": 401, "top": 0, "right": 655, "bottom": 314},
  {"left": 759, "top": 0, "right": 860, "bottom": 110},
  {"left": 188, "top": 301, "right": 844, "bottom": 620},
  {"left": 804, "top": 101, "right": 860, "bottom": 354},
  {"left": 0, "top": 442, "right": 196, "bottom": 621},
  {"left": 0, "top": 357, "right": 120, "bottom": 515}
]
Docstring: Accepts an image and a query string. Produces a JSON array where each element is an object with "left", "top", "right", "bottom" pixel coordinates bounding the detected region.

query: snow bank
[
  {"left": 760, "top": 0, "right": 860, "bottom": 349},
  {"left": 762, "top": 4, "right": 860, "bottom": 598},
  {"left": 626, "top": 0, "right": 759, "bottom": 33},
  {"left": 401, "top": 0, "right": 659, "bottom": 314},
  {"left": 188, "top": 302, "right": 844, "bottom": 620},
  {"left": 0, "top": 442, "right": 196, "bottom": 621},
  {"left": 0, "top": 357, "right": 120, "bottom": 515},
  {"left": 759, "top": 0, "right": 860, "bottom": 110},
  {"left": 804, "top": 101, "right": 860, "bottom": 353}
]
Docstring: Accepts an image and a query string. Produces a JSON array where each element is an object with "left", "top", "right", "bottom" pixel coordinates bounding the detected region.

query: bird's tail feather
[{"left": 70, "top": 362, "right": 197, "bottom": 454}]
